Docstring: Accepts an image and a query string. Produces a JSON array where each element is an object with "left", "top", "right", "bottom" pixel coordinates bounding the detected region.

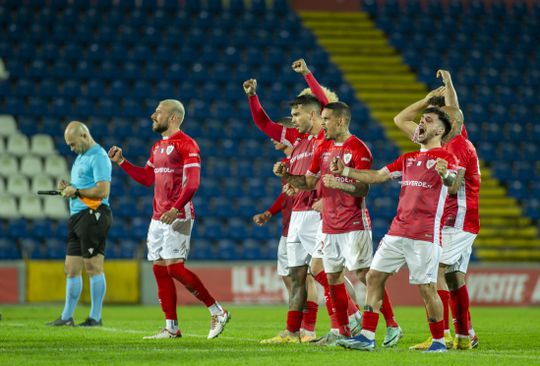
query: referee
[{"left": 47, "top": 121, "right": 112, "bottom": 327}]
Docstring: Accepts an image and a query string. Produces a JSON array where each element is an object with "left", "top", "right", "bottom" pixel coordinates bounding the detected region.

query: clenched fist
[
  {"left": 243, "top": 79, "right": 257, "bottom": 96},
  {"left": 292, "top": 58, "right": 310, "bottom": 75},
  {"left": 330, "top": 157, "right": 345, "bottom": 175},
  {"left": 108, "top": 146, "right": 125, "bottom": 165},
  {"left": 435, "top": 158, "right": 448, "bottom": 178},
  {"left": 273, "top": 161, "right": 288, "bottom": 177}
]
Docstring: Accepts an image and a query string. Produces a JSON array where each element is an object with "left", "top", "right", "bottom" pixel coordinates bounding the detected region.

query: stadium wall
[{"left": 0, "top": 261, "right": 538, "bottom": 306}]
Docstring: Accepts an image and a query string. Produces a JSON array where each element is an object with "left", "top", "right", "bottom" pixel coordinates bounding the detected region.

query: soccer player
[
  {"left": 252, "top": 118, "right": 319, "bottom": 342},
  {"left": 395, "top": 70, "right": 480, "bottom": 350},
  {"left": 244, "top": 71, "right": 361, "bottom": 344},
  {"left": 276, "top": 101, "right": 402, "bottom": 347},
  {"left": 47, "top": 121, "right": 112, "bottom": 327},
  {"left": 108, "top": 99, "right": 230, "bottom": 339},
  {"left": 333, "top": 107, "right": 458, "bottom": 352}
]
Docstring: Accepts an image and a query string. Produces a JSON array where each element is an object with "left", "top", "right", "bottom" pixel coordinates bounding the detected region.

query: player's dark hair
[
  {"left": 289, "top": 94, "right": 321, "bottom": 110},
  {"left": 426, "top": 96, "right": 445, "bottom": 107},
  {"left": 324, "top": 102, "right": 351, "bottom": 123},
  {"left": 424, "top": 107, "right": 452, "bottom": 139}
]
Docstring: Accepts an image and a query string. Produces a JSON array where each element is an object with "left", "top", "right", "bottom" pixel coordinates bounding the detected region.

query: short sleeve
[
  {"left": 307, "top": 144, "right": 324, "bottom": 177},
  {"left": 183, "top": 141, "right": 201, "bottom": 168},
  {"left": 445, "top": 152, "right": 459, "bottom": 172},
  {"left": 351, "top": 142, "right": 372, "bottom": 170},
  {"left": 93, "top": 151, "right": 112, "bottom": 182},
  {"left": 384, "top": 154, "right": 405, "bottom": 180},
  {"left": 147, "top": 144, "right": 156, "bottom": 168}
]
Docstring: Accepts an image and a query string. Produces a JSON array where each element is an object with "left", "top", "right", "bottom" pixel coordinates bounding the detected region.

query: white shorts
[
  {"left": 146, "top": 219, "right": 193, "bottom": 261},
  {"left": 441, "top": 226, "right": 476, "bottom": 274},
  {"left": 371, "top": 235, "right": 441, "bottom": 285},
  {"left": 321, "top": 230, "right": 373, "bottom": 273},
  {"left": 312, "top": 220, "right": 324, "bottom": 259},
  {"left": 276, "top": 236, "right": 289, "bottom": 276},
  {"left": 287, "top": 210, "right": 321, "bottom": 267}
]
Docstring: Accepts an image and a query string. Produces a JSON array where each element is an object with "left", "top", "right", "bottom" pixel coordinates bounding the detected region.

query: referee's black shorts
[{"left": 67, "top": 205, "right": 112, "bottom": 258}]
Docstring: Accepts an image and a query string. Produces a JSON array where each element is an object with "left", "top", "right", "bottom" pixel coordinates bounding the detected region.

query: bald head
[
  {"left": 64, "top": 121, "right": 95, "bottom": 154},
  {"left": 65, "top": 121, "right": 90, "bottom": 138},
  {"left": 160, "top": 99, "right": 185, "bottom": 125}
]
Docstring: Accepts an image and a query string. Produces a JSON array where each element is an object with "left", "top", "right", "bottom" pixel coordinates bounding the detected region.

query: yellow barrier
[{"left": 26, "top": 260, "right": 139, "bottom": 303}]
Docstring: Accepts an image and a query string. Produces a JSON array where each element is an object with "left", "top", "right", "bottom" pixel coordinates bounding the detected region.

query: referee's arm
[{"left": 78, "top": 181, "right": 110, "bottom": 199}]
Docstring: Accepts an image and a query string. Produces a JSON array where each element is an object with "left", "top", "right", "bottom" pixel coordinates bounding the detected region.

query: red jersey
[
  {"left": 443, "top": 134, "right": 480, "bottom": 234},
  {"left": 147, "top": 130, "right": 200, "bottom": 220},
  {"left": 308, "top": 135, "right": 372, "bottom": 234},
  {"left": 288, "top": 130, "right": 325, "bottom": 211},
  {"left": 384, "top": 148, "right": 458, "bottom": 246},
  {"left": 281, "top": 192, "right": 294, "bottom": 236}
]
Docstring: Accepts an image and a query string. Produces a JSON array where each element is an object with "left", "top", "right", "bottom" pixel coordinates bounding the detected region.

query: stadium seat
[
  {"left": 0, "top": 155, "right": 18, "bottom": 177},
  {"left": 30, "top": 134, "right": 56, "bottom": 156},
  {"left": 18, "top": 194, "right": 44, "bottom": 219},
  {"left": 0, "top": 238, "right": 21, "bottom": 259},
  {"left": 6, "top": 133, "right": 30, "bottom": 157},
  {"left": 0, "top": 114, "right": 17, "bottom": 137},
  {"left": 6, "top": 174, "right": 30, "bottom": 196},
  {"left": 44, "top": 155, "right": 70, "bottom": 178},
  {"left": 0, "top": 195, "right": 19, "bottom": 219},
  {"left": 20, "top": 156, "right": 44, "bottom": 177},
  {"left": 43, "top": 196, "right": 69, "bottom": 219}
]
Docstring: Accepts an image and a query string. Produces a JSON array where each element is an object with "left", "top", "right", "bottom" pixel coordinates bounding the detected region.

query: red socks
[
  {"left": 167, "top": 262, "right": 215, "bottom": 307},
  {"left": 437, "top": 290, "right": 450, "bottom": 331},
  {"left": 361, "top": 310, "right": 379, "bottom": 333},
  {"left": 287, "top": 310, "right": 303, "bottom": 333},
  {"left": 450, "top": 285, "right": 471, "bottom": 336},
  {"left": 329, "top": 283, "right": 351, "bottom": 336},
  {"left": 152, "top": 264, "right": 177, "bottom": 320},
  {"left": 301, "top": 301, "right": 318, "bottom": 332},
  {"left": 314, "top": 271, "right": 339, "bottom": 329},
  {"left": 428, "top": 320, "right": 445, "bottom": 340},
  {"left": 380, "top": 289, "right": 399, "bottom": 328}
]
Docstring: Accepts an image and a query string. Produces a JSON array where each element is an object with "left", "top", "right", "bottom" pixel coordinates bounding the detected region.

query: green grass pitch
[{"left": 0, "top": 305, "right": 539, "bottom": 365}]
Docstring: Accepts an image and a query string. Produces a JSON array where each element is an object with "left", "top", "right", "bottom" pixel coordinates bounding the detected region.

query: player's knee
[
  {"left": 365, "top": 269, "right": 383, "bottom": 288},
  {"left": 418, "top": 283, "right": 437, "bottom": 301}
]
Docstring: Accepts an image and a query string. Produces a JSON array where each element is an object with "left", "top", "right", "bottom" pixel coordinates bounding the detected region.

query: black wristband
[{"left": 75, "top": 188, "right": 80, "bottom": 197}]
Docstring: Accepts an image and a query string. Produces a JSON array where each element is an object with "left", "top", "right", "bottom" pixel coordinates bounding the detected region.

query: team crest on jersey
[
  {"left": 166, "top": 145, "right": 174, "bottom": 155},
  {"left": 426, "top": 159, "right": 436, "bottom": 169},
  {"left": 343, "top": 153, "right": 352, "bottom": 164}
]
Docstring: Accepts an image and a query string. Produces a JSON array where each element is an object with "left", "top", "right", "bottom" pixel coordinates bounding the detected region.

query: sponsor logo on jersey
[
  {"left": 289, "top": 151, "right": 313, "bottom": 165},
  {"left": 166, "top": 145, "right": 174, "bottom": 155},
  {"left": 400, "top": 180, "right": 433, "bottom": 189},
  {"left": 426, "top": 159, "right": 436, "bottom": 169},
  {"left": 154, "top": 167, "right": 175, "bottom": 174},
  {"left": 343, "top": 153, "right": 352, "bottom": 164}
]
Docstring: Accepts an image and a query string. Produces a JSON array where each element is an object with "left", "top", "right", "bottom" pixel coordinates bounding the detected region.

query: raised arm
[
  {"left": 394, "top": 87, "right": 445, "bottom": 140},
  {"left": 437, "top": 69, "right": 459, "bottom": 108},
  {"left": 292, "top": 58, "right": 329, "bottom": 107},
  {"left": 330, "top": 157, "right": 390, "bottom": 184},
  {"left": 243, "top": 79, "right": 297, "bottom": 145}
]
